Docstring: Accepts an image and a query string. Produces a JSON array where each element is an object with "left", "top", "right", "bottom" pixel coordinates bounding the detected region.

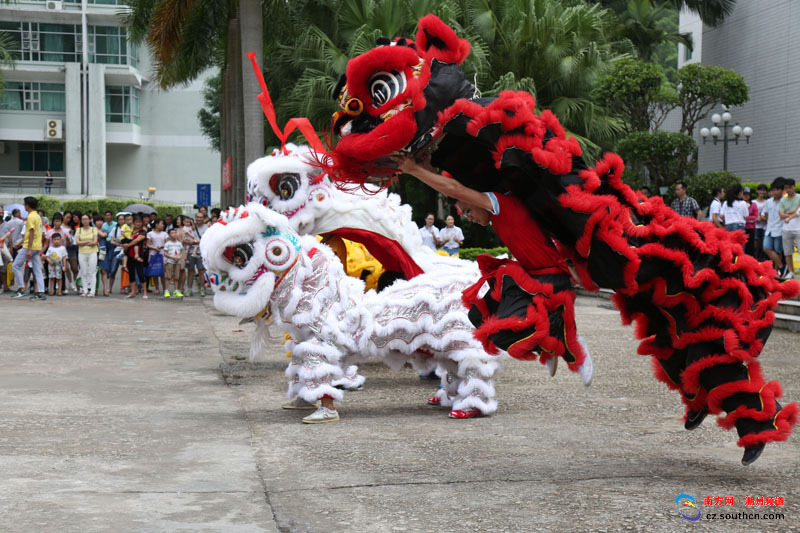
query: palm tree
[
  {"left": 124, "top": 0, "right": 264, "bottom": 207},
  {"left": 669, "top": 0, "right": 736, "bottom": 27},
  {"left": 616, "top": 0, "right": 691, "bottom": 62},
  {"left": 456, "top": 0, "right": 633, "bottom": 159},
  {"left": 0, "top": 31, "right": 14, "bottom": 96}
]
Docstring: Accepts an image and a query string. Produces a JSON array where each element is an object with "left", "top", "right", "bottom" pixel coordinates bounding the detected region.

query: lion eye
[
  {"left": 368, "top": 70, "right": 406, "bottom": 107},
  {"left": 223, "top": 243, "right": 254, "bottom": 269},
  {"left": 269, "top": 173, "right": 301, "bottom": 201}
]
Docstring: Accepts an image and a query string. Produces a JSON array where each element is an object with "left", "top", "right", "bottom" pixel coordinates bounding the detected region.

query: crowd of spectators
[
  {"left": 0, "top": 198, "right": 224, "bottom": 300},
  {"left": 665, "top": 178, "right": 800, "bottom": 279},
  {"left": 417, "top": 213, "right": 465, "bottom": 256}
]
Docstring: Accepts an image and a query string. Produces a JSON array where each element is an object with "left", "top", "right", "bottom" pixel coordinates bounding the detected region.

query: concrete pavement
[
  {"left": 0, "top": 294, "right": 278, "bottom": 532},
  {"left": 0, "top": 293, "right": 798, "bottom": 532}
]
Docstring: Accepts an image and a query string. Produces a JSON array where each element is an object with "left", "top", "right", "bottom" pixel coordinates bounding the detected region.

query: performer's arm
[{"left": 394, "top": 155, "right": 494, "bottom": 212}]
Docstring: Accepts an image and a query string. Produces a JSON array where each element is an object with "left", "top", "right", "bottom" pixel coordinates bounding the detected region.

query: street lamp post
[{"left": 699, "top": 107, "right": 753, "bottom": 171}]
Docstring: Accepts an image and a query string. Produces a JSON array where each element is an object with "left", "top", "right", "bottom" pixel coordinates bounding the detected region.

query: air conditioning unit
[
  {"left": 46, "top": 119, "right": 63, "bottom": 140},
  {"left": 46, "top": 1, "right": 63, "bottom": 10}
]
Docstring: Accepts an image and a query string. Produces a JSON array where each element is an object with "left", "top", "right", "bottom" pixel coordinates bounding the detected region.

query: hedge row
[
  {"left": 35, "top": 196, "right": 183, "bottom": 221},
  {"left": 742, "top": 181, "right": 800, "bottom": 193},
  {"left": 458, "top": 247, "right": 511, "bottom": 261}
]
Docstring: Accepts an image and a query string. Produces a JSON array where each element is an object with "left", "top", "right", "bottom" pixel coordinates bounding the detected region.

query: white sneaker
[
  {"left": 578, "top": 352, "right": 594, "bottom": 386},
  {"left": 281, "top": 397, "right": 318, "bottom": 410},
  {"left": 577, "top": 336, "right": 594, "bottom": 386},
  {"left": 546, "top": 356, "right": 558, "bottom": 377},
  {"left": 784, "top": 271, "right": 795, "bottom": 280},
  {"left": 301, "top": 406, "right": 340, "bottom": 424}
]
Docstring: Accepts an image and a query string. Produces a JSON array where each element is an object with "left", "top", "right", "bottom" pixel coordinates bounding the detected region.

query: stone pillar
[
  {"left": 87, "top": 64, "right": 106, "bottom": 197},
  {"left": 64, "top": 63, "right": 82, "bottom": 195}
]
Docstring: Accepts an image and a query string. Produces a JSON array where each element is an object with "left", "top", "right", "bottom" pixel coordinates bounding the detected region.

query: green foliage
[
  {"left": 616, "top": 131, "right": 696, "bottom": 187},
  {"left": 34, "top": 196, "right": 62, "bottom": 220},
  {"left": 154, "top": 204, "right": 184, "bottom": 219},
  {"left": 468, "top": 0, "right": 633, "bottom": 160},
  {"left": 197, "top": 71, "right": 221, "bottom": 152},
  {"left": 0, "top": 31, "right": 15, "bottom": 95},
  {"left": 667, "top": 0, "right": 736, "bottom": 28},
  {"left": 62, "top": 199, "right": 100, "bottom": 215},
  {"left": 742, "top": 181, "right": 800, "bottom": 194},
  {"left": 677, "top": 63, "right": 749, "bottom": 135},
  {"left": 683, "top": 170, "right": 741, "bottom": 210},
  {"left": 621, "top": 169, "right": 648, "bottom": 191},
  {"left": 97, "top": 199, "right": 129, "bottom": 216},
  {"left": 459, "top": 217, "right": 504, "bottom": 250},
  {"left": 614, "top": 0, "right": 691, "bottom": 62},
  {"left": 594, "top": 58, "right": 676, "bottom": 133},
  {"left": 458, "top": 247, "right": 511, "bottom": 262}
]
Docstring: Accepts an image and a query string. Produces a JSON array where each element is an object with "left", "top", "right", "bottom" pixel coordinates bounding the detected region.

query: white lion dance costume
[{"left": 200, "top": 204, "right": 499, "bottom": 421}]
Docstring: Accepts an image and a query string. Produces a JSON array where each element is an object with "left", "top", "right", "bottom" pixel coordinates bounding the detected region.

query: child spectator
[
  {"left": 180, "top": 216, "right": 200, "bottom": 296},
  {"left": 163, "top": 227, "right": 185, "bottom": 298},
  {"left": 46, "top": 233, "right": 67, "bottom": 296},
  {"left": 146, "top": 219, "right": 167, "bottom": 295},
  {"left": 125, "top": 215, "right": 149, "bottom": 299}
]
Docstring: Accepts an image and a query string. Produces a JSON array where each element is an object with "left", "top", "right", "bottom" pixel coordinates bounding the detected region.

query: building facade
[
  {"left": 0, "top": 0, "right": 220, "bottom": 205},
  {"left": 681, "top": 1, "right": 799, "bottom": 182}
]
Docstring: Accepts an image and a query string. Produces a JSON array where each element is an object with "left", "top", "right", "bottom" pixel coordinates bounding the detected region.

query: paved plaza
[{"left": 0, "top": 295, "right": 798, "bottom": 532}]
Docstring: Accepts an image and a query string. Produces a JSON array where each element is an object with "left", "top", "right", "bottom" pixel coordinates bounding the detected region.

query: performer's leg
[
  {"left": 448, "top": 344, "right": 500, "bottom": 418},
  {"left": 429, "top": 359, "right": 459, "bottom": 408},
  {"left": 689, "top": 354, "right": 798, "bottom": 464},
  {"left": 284, "top": 340, "right": 344, "bottom": 423},
  {"left": 332, "top": 365, "right": 366, "bottom": 391}
]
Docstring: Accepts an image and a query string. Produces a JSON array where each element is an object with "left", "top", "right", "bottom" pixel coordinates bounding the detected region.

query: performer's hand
[{"left": 391, "top": 154, "right": 417, "bottom": 174}]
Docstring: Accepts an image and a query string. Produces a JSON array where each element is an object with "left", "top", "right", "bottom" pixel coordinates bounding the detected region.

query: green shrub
[
  {"left": 155, "top": 204, "right": 184, "bottom": 219},
  {"left": 682, "top": 171, "right": 742, "bottom": 210},
  {"left": 616, "top": 131, "right": 696, "bottom": 187},
  {"left": 458, "top": 247, "right": 511, "bottom": 261},
  {"left": 621, "top": 169, "right": 647, "bottom": 192},
  {"left": 742, "top": 181, "right": 800, "bottom": 193},
  {"left": 98, "top": 199, "right": 128, "bottom": 216},
  {"left": 62, "top": 199, "right": 100, "bottom": 215},
  {"left": 34, "top": 195, "right": 61, "bottom": 220}
]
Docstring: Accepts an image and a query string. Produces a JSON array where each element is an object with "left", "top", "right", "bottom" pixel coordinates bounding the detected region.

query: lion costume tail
[{"left": 558, "top": 152, "right": 800, "bottom": 447}]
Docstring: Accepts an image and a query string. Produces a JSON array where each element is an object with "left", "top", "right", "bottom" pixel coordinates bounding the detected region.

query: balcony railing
[{"left": 0, "top": 175, "right": 67, "bottom": 195}]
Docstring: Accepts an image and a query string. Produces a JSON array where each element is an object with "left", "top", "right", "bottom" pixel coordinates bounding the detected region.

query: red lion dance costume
[{"left": 322, "top": 15, "right": 800, "bottom": 464}]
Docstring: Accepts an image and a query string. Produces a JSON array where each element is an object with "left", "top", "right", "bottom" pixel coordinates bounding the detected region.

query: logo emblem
[{"left": 676, "top": 493, "right": 701, "bottom": 521}]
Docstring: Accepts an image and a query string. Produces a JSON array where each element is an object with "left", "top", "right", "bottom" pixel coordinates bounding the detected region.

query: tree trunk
[
  {"left": 219, "top": 0, "right": 264, "bottom": 209},
  {"left": 238, "top": 0, "right": 264, "bottom": 203}
]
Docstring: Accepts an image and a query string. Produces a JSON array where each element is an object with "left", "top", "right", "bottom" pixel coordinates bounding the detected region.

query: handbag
[
  {"left": 121, "top": 268, "right": 130, "bottom": 289},
  {"left": 145, "top": 252, "right": 164, "bottom": 277}
]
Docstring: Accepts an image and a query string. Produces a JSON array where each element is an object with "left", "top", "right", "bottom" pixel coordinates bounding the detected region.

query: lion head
[
  {"left": 200, "top": 203, "right": 303, "bottom": 318},
  {"left": 244, "top": 144, "right": 336, "bottom": 235},
  {"left": 327, "top": 15, "right": 476, "bottom": 183}
]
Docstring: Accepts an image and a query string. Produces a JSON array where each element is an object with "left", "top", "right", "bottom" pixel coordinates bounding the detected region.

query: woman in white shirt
[{"left": 720, "top": 184, "right": 749, "bottom": 232}]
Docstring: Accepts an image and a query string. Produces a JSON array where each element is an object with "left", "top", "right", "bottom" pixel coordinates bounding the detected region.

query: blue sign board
[{"left": 197, "top": 183, "right": 211, "bottom": 207}]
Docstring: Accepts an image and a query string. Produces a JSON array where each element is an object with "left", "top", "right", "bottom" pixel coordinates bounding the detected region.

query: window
[
  {"left": 0, "top": 82, "right": 66, "bottom": 112},
  {"left": 106, "top": 86, "right": 140, "bottom": 124},
  {"left": 0, "top": 22, "right": 137, "bottom": 66},
  {"left": 18, "top": 143, "right": 65, "bottom": 172},
  {"left": 89, "top": 26, "right": 138, "bottom": 67},
  {"left": 0, "top": 22, "right": 81, "bottom": 62},
  {"left": 683, "top": 35, "right": 694, "bottom": 62}
]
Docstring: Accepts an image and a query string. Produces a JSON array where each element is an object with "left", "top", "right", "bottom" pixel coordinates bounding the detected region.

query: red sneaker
[
  {"left": 427, "top": 396, "right": 441, "bottom": 406},
  {"left": 448, "top": 409, "right": 482, "bottom": 419}
]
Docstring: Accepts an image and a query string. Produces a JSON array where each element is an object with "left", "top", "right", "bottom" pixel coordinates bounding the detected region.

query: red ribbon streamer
[{"left": 246, "top": 52, "right": 325, "bottom": 155}]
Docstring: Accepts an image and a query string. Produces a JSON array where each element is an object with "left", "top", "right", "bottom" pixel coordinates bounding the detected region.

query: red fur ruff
[
  {"left": 463, "top": 256, "right": 586, "bottom": 371},
  {"left": 416, "top": 14, "right": 471, "bottom": 65},
  {"left": 558, "top": 152, "right": 800, "bottom": 446}
]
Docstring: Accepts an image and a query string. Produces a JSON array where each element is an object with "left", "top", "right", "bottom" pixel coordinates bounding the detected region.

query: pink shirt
[
  {"left": 45, "top": 227, "right": 72, "bottom": 249},
  {"left": 745, "top": 201, "right": 759, "bottom": 230}
]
